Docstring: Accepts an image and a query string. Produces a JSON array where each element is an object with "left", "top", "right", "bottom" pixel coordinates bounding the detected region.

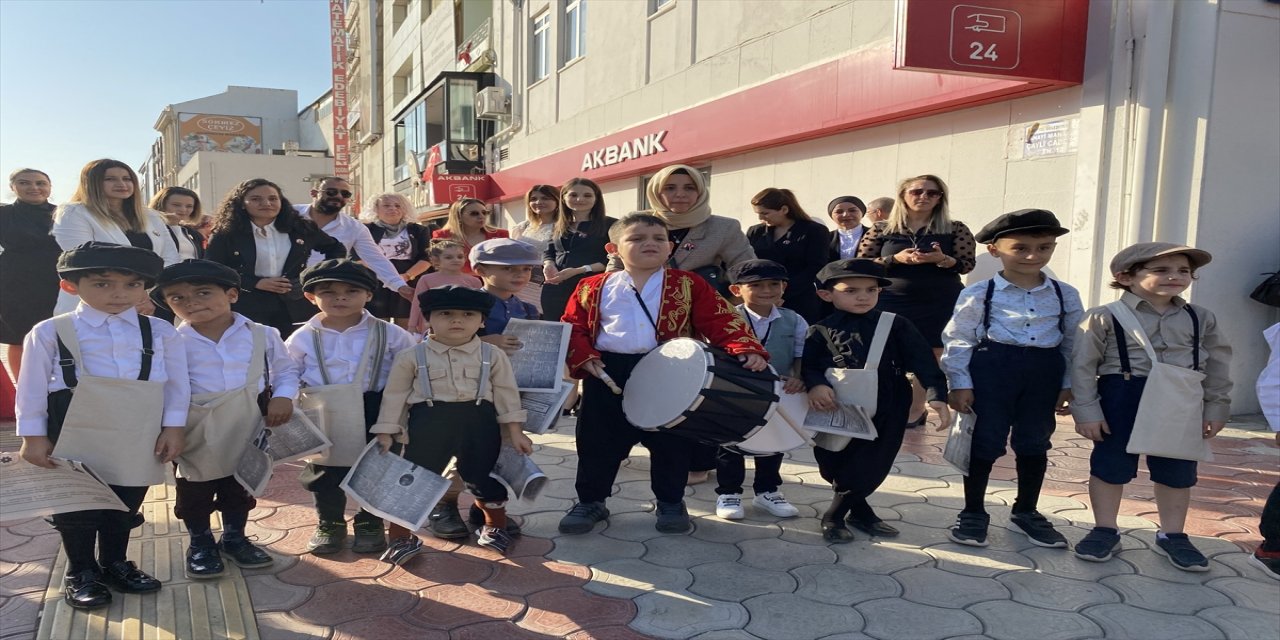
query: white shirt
[
  {"left": 16, "top": 305, "right": 190, "bottom": 436},
  {"left": 595, "top": 270, "right": 663, "bottom": 354},
  {"left": 252, "top": 223, "right": 291, "bottom": 278},
  {"left": 837, "top": 226, "right": 865, "bottom": 260},
  {"left": 284, "top": 311, "right": 418, "bottom": 392},
  {"left": 177, "top": 313, "right": 299, "bottom": 399},
  {"left": 742, "top": 304, "right": 807, "bottom": 360},
  {"left": 295, "top": 204, "right": 408, "bottom": 291}
]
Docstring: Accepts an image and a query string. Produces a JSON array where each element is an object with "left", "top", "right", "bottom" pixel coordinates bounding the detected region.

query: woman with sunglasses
[
  {"left": 510, "top": 185, "right": 561, "bottom": 312},
  {"left": 856, "top": 174, "right": 976, "bottom": 425},
  {"left": 430, "top": 198, "right": 509, "bottom": 274}
]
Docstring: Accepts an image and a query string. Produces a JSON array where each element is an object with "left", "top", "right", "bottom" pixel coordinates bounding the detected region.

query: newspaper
[
  {"left": 263, "top": 408, "right": 331, "bottom": 463},
  {"left": 233, "top": 430, "right": 274, "bottom": 497},
  {"left": 0, "top": 453, "right": 127, "bottom": 521},
  {"left": 943, "top": 411, "right": 977, "bottom": 475},
  {"left": 520, "top": 381, "right": 573, "bottom": 434},
  {"left": 488, "top": 445, "right": 547, "bottom": 501},
  {"left": 340, "top": 441, "right": 450, "bottom": 531},
  {"left": 502, "top": 319, "right": 571, "bottom": 392},
  {"left": 804, "top": 402, "right": 879, "bottom": 441}
]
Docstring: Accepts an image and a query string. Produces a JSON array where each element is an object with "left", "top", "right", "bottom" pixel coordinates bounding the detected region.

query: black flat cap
[
  {"left": 816, "top": 259, "right": 893, "bottom": 288},
  {"left": 974, "top": 209, "right": 1069, "bottom": 244},
  {"left": 300, "top": 259, "right": 379, "bottom": 293},
  {"left": 728, "top": 259, "right": 789, "bottom": 284},
  {"left": 56, "top": 242, "right": 164, "bottom": 284},
  {"left": 419, "top": 285, "right": 495, "bottom": 314}
]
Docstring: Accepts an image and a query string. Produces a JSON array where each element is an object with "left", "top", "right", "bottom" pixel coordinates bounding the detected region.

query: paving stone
[
  {"left": 688, "top": 561, "right": 795, "bottom": 601},
  {"left": 1205, "top": 576, "right": 1280, "bottom": 612},
  {"left": 521, "top": 586, "right": 638, "bottom": 636},
  {"left": 244, "top": 573, "right": 314, "bottom": 612},
  {"left": 1195, "top": 604, "right": 1280, "bottom": 640},
  {"left": 737, "top": 538, "right": 835, "bottom": 572},
  {"left": 333, "top": 615, "right": 448, "bottom": 640},
  {"left": 996, "top": 570, "right": 1122, "bottom": 611},
  {"left": 600, "top": 511, "right": 672, "bottom": 542},
  {"left": 587, "top": 558, "right": 694, "bottom": 599},
  {"left": 791, "top": 564, "right": 901, "bottom": 606},
  {"left": 689, "top": 516, "right": 783, "bottom": 544},
  {"left": 1023, "top": 546, "right": 1136, "bottom": 581},
  {"left": 256, "top": 611, "right": 335, "bottom": 640},
  {"left": 969, "top": 601, "right": 1103, "bottom": 640},
  {"left": 896, "top": 566, "right": 1009, "bottom": 608},
  {"left": 742, "top": 593, "right": 863, "bottom": 639},
  {"left": 924, "top": 544, "right": 1034, "bottom": 577},
  {"left": 856, "top": 598, "right": 983, "bottom": 640},
  {"left": 630, "top": 592, "right": 749, "bottom": 639},
  {"left": 832, "top": 540, "right": 931, "bottom": 574},
  {"left": 1101, "top": 574, "right": 1233, "bottom": 613},
  {"left": 644, "top": 535, "right": 741, "bottom": 568},
  {"left": 405, "top": 583, "right": 526, "bottom": 629},
  {"left": 1083, "top": 603, "right": 1226, "bottom": 640}
]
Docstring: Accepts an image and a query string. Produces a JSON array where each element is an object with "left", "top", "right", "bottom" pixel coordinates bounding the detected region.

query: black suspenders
[{"left": 55, "top": 318, "right": 155, "bottom": 388}]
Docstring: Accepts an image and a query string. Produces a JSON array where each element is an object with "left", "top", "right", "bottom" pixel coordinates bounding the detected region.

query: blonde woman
[
  {"left": 431, "top": 198, "right": 508, "bottom": 274},
  {"left": 359, "top": 192, "right": 432, "bottom": 325},
  {"left": 149, "top": 186, "right": 205, "bottom": 260},
  {"left": 52, "top": 159, "right": 178, "bottom": 313},
  {"left": 510, "top": 184, "right": 560, "bottom": 312}
]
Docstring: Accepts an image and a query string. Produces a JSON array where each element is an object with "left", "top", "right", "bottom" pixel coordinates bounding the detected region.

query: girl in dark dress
[
  {"left": 856, "top": 174, "right": 976, "bottom": 423},
  {"left": 359, "top": 192, "right": 431, "bottom": 327},
  {"left": 746, "top": 188, "right": 832, "bottom": 323},
  {"left": 541, "top": 177, "right": 615, "bottom": 321},
  {"left": 0, "top": 168, "right": 61, "bottom": 380}
]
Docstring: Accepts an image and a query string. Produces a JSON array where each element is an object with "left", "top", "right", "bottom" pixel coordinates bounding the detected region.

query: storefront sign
[
  {"left": 432, "top": 172, "right": 492, "bottom": 204},
  {"left": 581, "top": 131, "right": 668, "bottom": 172},
  {"left": 329, "top": 0, "right": 350, "bottom": 178},
  {"left": 177, "top": 114, "right": 263, "bottom": 166},
  {"left": 895, "top": 0, "right": 1088, "bottom": 85}
]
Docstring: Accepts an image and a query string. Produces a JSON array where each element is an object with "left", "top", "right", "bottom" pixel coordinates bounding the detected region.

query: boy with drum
[
  {"left": 558, "top": 213, "right": 769, "bottom": 535},
  {"left": 805, "top": 259, "right": 950, "bottom": 543},
  {"left": 714, "top": 259, "right": 805, "bottom": 520}
]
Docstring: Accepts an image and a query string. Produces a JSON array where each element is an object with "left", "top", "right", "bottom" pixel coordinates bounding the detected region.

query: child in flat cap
[
  {"left": 939, "top": 209, "right": 1083, "bottom": 548},
  {"left": 16, "top": 242, "right": 189, "bottom": 609},
  {"left": 1070, "top": 242, "right": 1231, "bottom": 572},
  {"left": 804, "top": 258, "right": 950, "bottom": 542},
  {"left": 284, "top": 259, "right": 417, "bottom": 557},
  {"left": 153, "top": 259, "right": 301, "bottom": 579},
  {"left": 372, "top": 285, "right": 533, "bottom": 560}
]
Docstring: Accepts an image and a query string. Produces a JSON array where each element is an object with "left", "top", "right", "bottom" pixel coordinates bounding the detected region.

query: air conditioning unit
[{"left": 476, "top": 87, "right": 510, "bottom": 120}]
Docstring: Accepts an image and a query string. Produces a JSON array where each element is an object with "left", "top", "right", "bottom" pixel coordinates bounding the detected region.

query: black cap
[
  {"left": 419, "top": 285, "right": 495, "bottom": 315},
  {"left": 56, "top": 242, "right": 164, "bottom": 284},
  {"left": 816, "top": 259, "right": 892, "bottom": 288},
  {"left": 973, "top": 209, "right": 1069, "bottom": 244},
  {"left": 728, "top": 259, "right": 790, "bottom": 284},
  {"left": 300, "top": 259, "right": 379, "bottom": 293}
]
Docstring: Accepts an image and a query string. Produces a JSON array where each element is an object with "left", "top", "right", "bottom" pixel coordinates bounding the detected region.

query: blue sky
[{"left": 0, "top": 0, "right": 334, "bottom": 202}]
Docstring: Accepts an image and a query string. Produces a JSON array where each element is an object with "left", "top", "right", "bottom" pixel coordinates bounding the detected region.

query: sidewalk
[{"left": 2, "top": 414, "right": 1277, "bottom": 639}]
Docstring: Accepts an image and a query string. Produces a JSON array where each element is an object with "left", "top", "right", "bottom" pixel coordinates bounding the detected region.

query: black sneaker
[
  {"left": 475, "top": 525, "right": 514, "bottom": 554},
  {"left": 1073, "top": 527, "right": 1121, "bottom": 562},
  {"left": 1154, "top": 532, "right": 1209, "bottom": 572},
  {"left": 185, "top": 543, "right": 225, "bottom": 579},
  {"left": 468, "top": 503, "right": 523, "bottom": 537},
  {"left": 429, "top": 502, "right": 469, "bottom": 539},
  {"left": 379, "top": 536, "right": 424, "bottom": 566},
  {"left": 558, "top": 501, "right": 610, "bottom": 534},
  {"left": 221, "top": 538, "right": 274, "bottom": 567},
  {"left": 1249, "top": 547, "right": 1280, "bottom": 581},
  {"left": 351, "top": 521, "right": 388, "bottom": 553},
  {"left": 654, "top": 501, "right": 692, "bottom": 534},
  {"left": 1009, "top": 511, "right": 1068, "bottom": 548},
  {"left": 307, "top": 520, "right": 347, "bottom": 555},
  {"left": 947, "top": 512, "right": 990, "bottom": 547},
  {"left": 64, "top": 568, "right": 111, "bottom": 610},
  {"left": 100, "top": 560, "right": 161, "bottom": 593}
]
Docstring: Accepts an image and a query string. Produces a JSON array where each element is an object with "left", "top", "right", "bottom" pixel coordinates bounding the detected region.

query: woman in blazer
[
  {"left": 745, "top": 187, "right": 831, "bottom": 322},
  {"left": 150, "top": 186, "right": 206, "bottom": 261},
  {"left": 205, "top": 178, "right": 345, "bottom": 336}
]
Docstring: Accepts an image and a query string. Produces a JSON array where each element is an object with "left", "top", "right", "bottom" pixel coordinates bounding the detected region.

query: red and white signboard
[{"left": 895, "top": 0, "right": 1088, "bottom": 85}]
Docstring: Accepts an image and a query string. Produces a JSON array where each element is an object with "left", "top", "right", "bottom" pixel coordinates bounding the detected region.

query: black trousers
[
  {"left": 969, "top": 342, "right": 1065, "bottom": 461},
  {"left": 575, "top": 352, "right": 693, "bottom": 504},
  {"left": 404, "top": 400, "right": 508, "bottom": 502},
  {"left": 52, "top": 484, "right": 150, "bottom": 573},
  {"left": 298, "top": 390, "right": 384, "bottom": 524},
  {"left": 715, "top": 450, "right": 783, "bottom": 495},
  {"left": 174, "top": 475, "right": 256, "bottom": 521}
]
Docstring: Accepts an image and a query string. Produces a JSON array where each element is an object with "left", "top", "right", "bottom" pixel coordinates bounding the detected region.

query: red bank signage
[{"left": 895, "top": 0, "right": 1088, "bottom": 85}]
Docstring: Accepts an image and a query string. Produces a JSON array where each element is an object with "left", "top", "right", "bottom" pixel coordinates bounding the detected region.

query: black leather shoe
[
  {"left": 100, "top": 560, "right": 161, "bottom": 593},
  {"left": 64, "top": 568, "right": 111, "bottom": 609},
  {"left": 847, "top": 517, "right": 900, "bottom": 538},
  {"left": 221, "top": 538, "right": 273, "bottom": 567},
  {"left": 185, "top": 544, "right": 225, "bottom": 579}
]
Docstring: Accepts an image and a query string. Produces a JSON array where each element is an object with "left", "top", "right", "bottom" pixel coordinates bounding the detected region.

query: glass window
[
  {"left": 563, "top": 0, "right": 585, "bottom": 64},
  {"left": 531, "top": 11, "right": 550, "bottom": 82}
]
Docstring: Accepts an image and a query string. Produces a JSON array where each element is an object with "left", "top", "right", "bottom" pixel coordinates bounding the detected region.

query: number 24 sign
[{"left": 949, "top": 5, "right": 1021, "bottom": 70}]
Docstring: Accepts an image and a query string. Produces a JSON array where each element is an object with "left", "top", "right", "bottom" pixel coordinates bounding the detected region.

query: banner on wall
[{"left": 177, "top": 114, "right": 262, "bottom": 166}]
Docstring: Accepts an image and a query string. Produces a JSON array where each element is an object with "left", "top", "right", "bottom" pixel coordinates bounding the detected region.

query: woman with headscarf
[
  {"left": 745, "top": 187, "right": 831, "bottom": 322},
  {"left": 0, "top": 168, "right": 62, "bottom": 381}
]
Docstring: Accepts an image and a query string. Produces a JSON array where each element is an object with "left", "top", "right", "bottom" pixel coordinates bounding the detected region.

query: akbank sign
[{"left": 581, "top": 130, "right": 668, "bottom": 172}]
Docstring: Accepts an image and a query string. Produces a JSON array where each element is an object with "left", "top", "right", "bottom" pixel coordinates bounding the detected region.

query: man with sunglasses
[{"left": 294, "top": 177, "right": 415, "bottom": 301}]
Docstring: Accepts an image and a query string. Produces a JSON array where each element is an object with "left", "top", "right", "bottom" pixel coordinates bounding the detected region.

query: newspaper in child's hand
[
  {"left": 488, "top": 444, "right": 547, "bottom": 501},
  {"left": 263, "top": 408, "right": 331, "bottom": 463},
  {"left": 520, "top": 381, "right": 573, "bottom": 434},
  {"left": 943, "top": 411, "right": 977, "bottom": 475},
  {"left": 502, "top": 319, "right": 571, "bottom": 392},
  {"left": 340, "top": 441, "right": 450, "bottom": 531},
  {"left": 0, "top": 453, "right": 127, "bottom": 521},
  {"left": 804, "top": 402, "right": 878, "bottom": 441},
  {"left": 233, "top": 429, "right": 273, "bottom": 497}
]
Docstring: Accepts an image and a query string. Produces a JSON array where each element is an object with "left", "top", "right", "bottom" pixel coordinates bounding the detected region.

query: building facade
[{"left": 343, "top": 0, "right": 1280, "bottom": 413}]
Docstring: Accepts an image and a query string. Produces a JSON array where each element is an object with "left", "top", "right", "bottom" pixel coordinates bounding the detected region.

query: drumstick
[{"left": 596, "top": 370, "right": 623, "bottom": 395}]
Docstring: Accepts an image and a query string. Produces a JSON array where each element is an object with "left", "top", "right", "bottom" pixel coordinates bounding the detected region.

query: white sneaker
[
  {"left": 715, "top": 494, "right": 745, "bottom": 520},
  {"left": 753, "top": 492, "right": 799, "bottom": 518}
]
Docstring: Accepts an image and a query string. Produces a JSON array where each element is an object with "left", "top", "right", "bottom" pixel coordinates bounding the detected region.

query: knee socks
[
  {"left": 1012, "top": 455, "right": 1048, "bottom": 514},
  {"left": 962, "top": 458, "right": 996, "bottom": 514}
]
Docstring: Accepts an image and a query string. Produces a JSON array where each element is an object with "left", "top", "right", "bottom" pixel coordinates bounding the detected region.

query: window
[
  {"left": 649, "top": 0, "right": 673, "bottom": 15},
  {"left": 562, "top": 0, "right": 585, "bottom": 65},
  {"left": 531, "top": 11, "right": 550, "bottom": 82}
]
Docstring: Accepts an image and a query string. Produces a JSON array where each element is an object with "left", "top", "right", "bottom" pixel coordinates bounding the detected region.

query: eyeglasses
[
  {"left": 323, "top": 188, "right": 353, "bottom": 198},
  {"left": 907, "top": 188, "right": 943, "bottom": 199}
]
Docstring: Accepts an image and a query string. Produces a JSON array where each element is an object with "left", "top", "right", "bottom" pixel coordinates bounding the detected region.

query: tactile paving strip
[{"left": 35, "top": 483, "right": 260, "bottom": 640}]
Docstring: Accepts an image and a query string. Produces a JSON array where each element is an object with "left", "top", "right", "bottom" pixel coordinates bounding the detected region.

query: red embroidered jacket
[{"left": 562, "top": 269, "right": 768, "bottom": 377}]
